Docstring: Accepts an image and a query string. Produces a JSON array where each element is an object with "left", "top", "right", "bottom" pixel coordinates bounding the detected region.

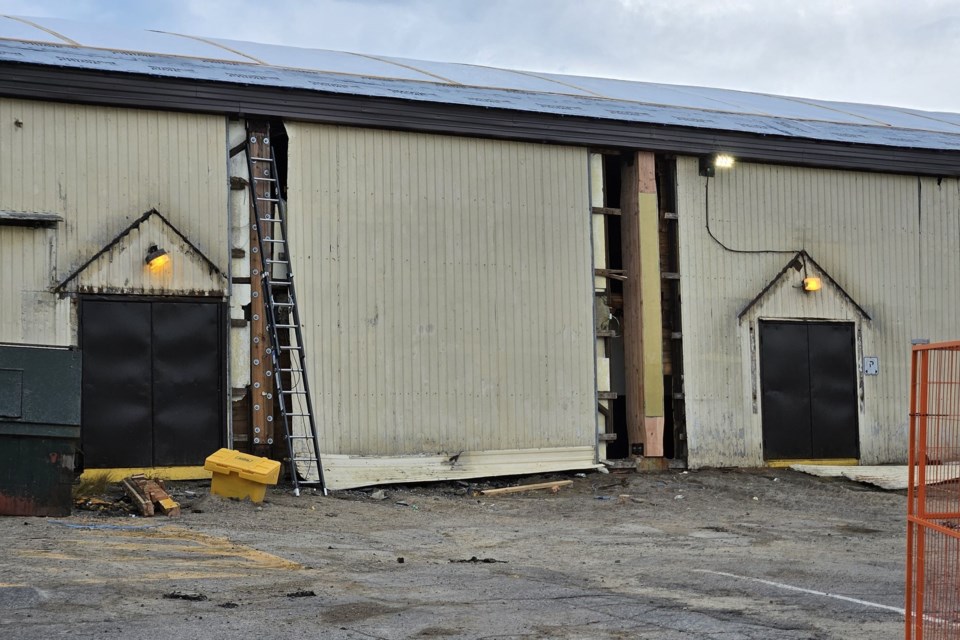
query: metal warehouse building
[{"left": 1, "top": 16, "right": 958, "bottom": 491}]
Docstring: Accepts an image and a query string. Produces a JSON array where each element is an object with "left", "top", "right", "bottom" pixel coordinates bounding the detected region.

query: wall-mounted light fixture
[
  {"left": 699, "top": 153, "right": 736, "bottom": 177},
  {"left": 802, "top": 276, "right": 822, "bottom": 292},
  {"left": 145, "top": 244, "right": 170, "bottom": 271}
]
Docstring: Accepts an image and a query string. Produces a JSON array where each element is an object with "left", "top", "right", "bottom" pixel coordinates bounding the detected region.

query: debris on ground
[
  {"left": 476, "top": 480, "right": 573, "bottom": 496},
  {"left": 450, "top": 557, "right": 507, "bottom": 564},
  {"left": 286, "top": 590, "right": 317, "bottom": 598},
  {"left": 163, "top": 591, "right": 207, "bottom": 601},
  {"left": 370, "top": 489, "right": 387, "bottom": 500},
  {"left": 122, "top": 474, "right": 181, "bottom": 517}
]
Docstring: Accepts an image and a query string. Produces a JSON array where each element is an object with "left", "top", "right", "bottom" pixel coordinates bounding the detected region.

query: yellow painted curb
[
  {"left": 79, "top": 466, "right": 212, "bottom": 482},
  {"left": 766, "top": 458, "right": 859, "bottom": 468}
]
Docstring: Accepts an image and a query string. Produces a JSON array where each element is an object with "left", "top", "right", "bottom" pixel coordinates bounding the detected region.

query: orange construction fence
[{"left": 907, "top": 341, "right": 960, "bottom": 639}]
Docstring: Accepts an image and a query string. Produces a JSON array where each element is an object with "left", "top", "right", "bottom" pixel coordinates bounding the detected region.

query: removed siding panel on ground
[
  {"left": 0, "top": 98, "right": 228, "bottom": 343},
  {"left": 677, "top": 157, "right": 960, "bottom": 468},
  {"left": 287, "top": 124, "right": 594, "bottom": 475}
]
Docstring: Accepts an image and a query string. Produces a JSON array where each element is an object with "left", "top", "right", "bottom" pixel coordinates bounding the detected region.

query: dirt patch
[{"left": 0, "top": 468, "right": 908, "bottom": 639}]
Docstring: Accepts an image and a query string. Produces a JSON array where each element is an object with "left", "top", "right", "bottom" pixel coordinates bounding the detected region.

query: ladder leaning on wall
[{"left": 245, "top": 127, "right": 326, "bottom": 496}]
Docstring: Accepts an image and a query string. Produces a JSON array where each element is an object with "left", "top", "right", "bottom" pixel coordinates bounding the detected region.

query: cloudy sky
[{"left": 1, "top": 0, "right": 958, "bottom": 113}]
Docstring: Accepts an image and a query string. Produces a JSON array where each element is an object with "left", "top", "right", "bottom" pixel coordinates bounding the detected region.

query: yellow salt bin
[{"left": 203, "top": 448, "right": 281, "bottom": 503}]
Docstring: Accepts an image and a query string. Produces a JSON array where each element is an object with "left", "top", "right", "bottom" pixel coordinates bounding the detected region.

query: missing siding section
[
  {"left": 657, "top": 156, "right": 686, "bottom": 461},
  {"left": 593, "top": 151, "right": 627, "bottom": 460}
]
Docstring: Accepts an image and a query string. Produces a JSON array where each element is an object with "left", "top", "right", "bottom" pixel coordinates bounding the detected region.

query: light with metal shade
[{"left": 145, "top": 244, "right": 170, "bottom": 271}]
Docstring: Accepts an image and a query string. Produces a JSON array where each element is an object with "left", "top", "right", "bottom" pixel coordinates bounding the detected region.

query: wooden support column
[
  {"left": 248, "top": 124, "right": 274, "bottom": 458},
  {"left": 621, "top": 151, "right": 665, "bottom": 457}
]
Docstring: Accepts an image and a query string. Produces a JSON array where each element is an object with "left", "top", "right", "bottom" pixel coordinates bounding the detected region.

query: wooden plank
[
  {"left": 637, "top": 153, "right": 664, "bottom": 457},
  {"left": 591, "top": 206, "right": 621, "bottom": 216},
  {"left": 477, "top": 480, "right": 574, "bottom": 496},
  {"left": 121, "top": 475, "right": 181, "bottom": 517},
  {"left": 121, "top": 476, "right": 153, "bottom": 516},
  {"left": 620, "top": 153, "right": 645, "bottom": 455},
  {"left": 594, "top": 268, "right": 627, "bottom": 281}
]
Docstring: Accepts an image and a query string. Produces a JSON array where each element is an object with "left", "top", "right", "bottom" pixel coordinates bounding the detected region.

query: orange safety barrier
[{"left": 907, "top": 341, "right": 960, "bottom": 639}]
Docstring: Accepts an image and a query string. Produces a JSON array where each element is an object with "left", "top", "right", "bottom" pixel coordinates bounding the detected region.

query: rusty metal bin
[
  {"left": 0, "top": 345, "right": 81, "bottom": 517},
  {"left": 0, "top": 423, "right": 79, "bottom": 516}
]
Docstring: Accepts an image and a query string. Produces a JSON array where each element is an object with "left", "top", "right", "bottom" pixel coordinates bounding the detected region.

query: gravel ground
[{"left": 0, "top": 468, "right": 906, "bottom": 639}]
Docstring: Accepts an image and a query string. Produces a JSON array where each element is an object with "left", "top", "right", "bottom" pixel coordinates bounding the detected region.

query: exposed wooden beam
[
  {"left": 248, "top": 123, "right": 274, "bottom": 458},
  {"left": 621, "top": 151, "right": 665, "bottom": 458}
]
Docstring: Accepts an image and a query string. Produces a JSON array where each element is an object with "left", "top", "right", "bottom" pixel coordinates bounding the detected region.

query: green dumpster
[{"left": 0, "top": 345, "right": 81, "bottom": 517}]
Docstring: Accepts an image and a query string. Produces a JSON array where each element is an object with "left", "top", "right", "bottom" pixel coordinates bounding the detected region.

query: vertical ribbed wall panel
[
  {"left": 677, "top": 157, "right": 951, "bottom": 466},
  {"left": 0, "top": 98, "right": 227, "bottom": 344},
  {"left": 287, "top": 124, "right": 594, "bottom": 457},
  {"left": 0, "top": 226, "right": 55, "bottom": 344}
]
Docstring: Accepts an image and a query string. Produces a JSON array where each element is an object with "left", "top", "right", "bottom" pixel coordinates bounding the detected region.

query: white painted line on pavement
[{"left": 694, "top": 569, "right": 904, "bottom": 615}]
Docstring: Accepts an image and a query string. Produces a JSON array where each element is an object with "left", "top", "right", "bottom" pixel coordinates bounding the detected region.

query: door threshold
[
  {"left": 766, "top": 458, "right": 858, "bottom": 469},
  {"left": 79, "top": 466, "right": 212, "bottom": 482}
]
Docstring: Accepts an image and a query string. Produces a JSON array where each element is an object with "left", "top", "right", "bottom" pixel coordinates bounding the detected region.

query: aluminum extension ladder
[{"left": 246, "top": 129, "right": 326, "bottom": 495}]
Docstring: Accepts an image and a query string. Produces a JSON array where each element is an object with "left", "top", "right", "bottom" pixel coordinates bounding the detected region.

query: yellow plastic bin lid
[{"left": 203, "top": 448, "right": 281, "bottom": 485}]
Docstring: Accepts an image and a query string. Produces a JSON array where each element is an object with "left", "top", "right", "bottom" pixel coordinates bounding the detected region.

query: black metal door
[
  {"left": 81, "top": 298, "right": 224, "bottom": 468},
  {"left": 81, "top": 301, "right": 153, "bottom": 467},
  {"left": 152, "top": 302, "right": 223, "bottom": 466},
  {"left": 759, "top": 321, "right": 858, "bottom": 460}
]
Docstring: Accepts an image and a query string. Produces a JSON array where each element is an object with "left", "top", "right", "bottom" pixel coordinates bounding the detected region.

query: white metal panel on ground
[
  {"left": 286, "top": 124, "right": 594, "bottom": 480},
  {"left": 0, "top": 97, "right": 228, "bottom": 343},
  {"left": 676, "top": 157, "right": 960, "bottom": 468},
  {"left": 791, "top": 464, "right": 960, "bottom": 491}
]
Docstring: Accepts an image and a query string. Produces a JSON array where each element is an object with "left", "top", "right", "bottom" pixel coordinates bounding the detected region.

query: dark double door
[
  {"left": 759, "top": 321, "right": 859, "bottom": 460},
  {"left": 81, "top": 298, "right": 224, "bottom": 468}
]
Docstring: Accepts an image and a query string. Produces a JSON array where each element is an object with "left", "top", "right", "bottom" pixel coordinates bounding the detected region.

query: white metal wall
[
  {"left": 676, "top": 156, "right": 960, "bottom": 466},
  {"left": 286, "top": 123, "right": 595, "bottom": 458},
  {"left": 0, "top": 98, "right": 228, "bottom": 344}
]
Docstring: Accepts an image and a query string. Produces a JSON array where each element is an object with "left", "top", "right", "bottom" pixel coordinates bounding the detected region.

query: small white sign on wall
[{"left": 863, "top": 357, "right": 879, "bottom": 376}]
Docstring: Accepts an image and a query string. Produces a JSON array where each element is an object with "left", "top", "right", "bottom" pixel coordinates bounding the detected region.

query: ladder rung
[
  {"left": 265, "top": 259, "right": 289, "bottom": 264},
  {"left": 257, "top": 197, "right": 280, "bottom": 203},
  {"left": 269, "top": 280, "right": 292, "bottom": 286},
  {"left": 262, "top": 238, "right": 284, "bottom": 243},
  {"left": 278, "top": 345, "right": 303, "bottom": 351},
  {"left": 253, "top": 176, "right": 277, "bottom": 182},
  {"left": 250, "top": 156, "right": 273, "bottom": 162},
  {"left": 274, "top": 324, "right": 297, "bottom": 328},
  {"left": 281, "top": 390, "right": 308, "bottom": 395},
  {"left": 279, "top": 368, "right": 303, "bottom": 373},
  {"left": 259, "top": 218, "right": 282, "bottom": 223},
  {"left": 286, "top": 434, "right": 315, "bottom": 439},
  {"left": 271, "top": 302, "right": 294, "bottom": 307},
  {"left": 285, "top": 413, "right": 311, "bottom": 417}
]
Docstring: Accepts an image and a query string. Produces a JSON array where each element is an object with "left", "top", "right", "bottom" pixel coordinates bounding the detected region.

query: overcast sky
[{"left": 1, "top": 0, "right": 958, "bottom": 113}]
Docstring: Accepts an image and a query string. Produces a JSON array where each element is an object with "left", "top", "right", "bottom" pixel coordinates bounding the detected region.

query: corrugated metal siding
[
  {"left": 286, "top": 123, "right": 594, "bottom": 457},
  {"left": 62, "top": 212, "right": 225, "bottom": 296},
  {"left": 0, "top": 97, "right": 228, "bottom": 343},
  {"left": 0, "top": 226, "right": 56, "bottom": 344},
  {"left": 677, "top": 158, "right": 958, "bottom": 467}
]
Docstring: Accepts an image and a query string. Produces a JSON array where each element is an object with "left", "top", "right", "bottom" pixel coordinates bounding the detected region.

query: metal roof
[{"left": 2, "top": 14, "right": 960, "bottom": 152}]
